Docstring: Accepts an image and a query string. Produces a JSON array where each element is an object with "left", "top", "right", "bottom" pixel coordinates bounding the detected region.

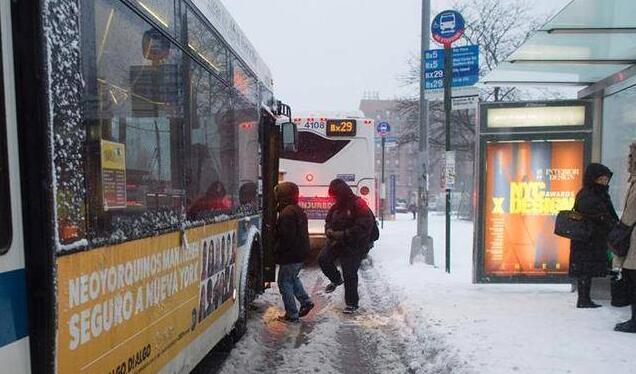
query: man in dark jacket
[
  {"left": 570, "top": 163, "right": 618, "bottom": 308},
  {"left": 274, "top": 182, "right": 314, "bottom": 322},
  {"left": 319, "top": 179, "right": 375, "bottom": 314}
]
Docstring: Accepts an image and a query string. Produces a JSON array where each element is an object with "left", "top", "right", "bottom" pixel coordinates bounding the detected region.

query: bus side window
[
  {"left": 0, "top": 35, "right": 10, "bottom": 254},
  {"left": 81, "top": 0, "right": 187, "bottom": 242}
]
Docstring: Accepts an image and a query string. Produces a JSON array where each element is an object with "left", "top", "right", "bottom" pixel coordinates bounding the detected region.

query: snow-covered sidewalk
[{"left": 374, "top": 213, "right": 634, "bottom": 374}]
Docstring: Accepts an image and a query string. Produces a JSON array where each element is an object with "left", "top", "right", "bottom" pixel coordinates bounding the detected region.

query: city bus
[
  {"left": 280, "top": 114, "right": 377, "bottom": 249},
  {"left": 0, "top": 1, "right": 295, "bottom": 373}
]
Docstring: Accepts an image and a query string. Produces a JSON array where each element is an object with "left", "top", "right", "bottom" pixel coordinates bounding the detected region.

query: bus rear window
[{"left": 281, "top": 132, "right": 350, "bottom": 164}]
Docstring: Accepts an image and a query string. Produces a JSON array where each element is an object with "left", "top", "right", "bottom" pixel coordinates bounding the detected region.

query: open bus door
[{"left": 260, "top": 101, "right": 296, "bottom": 283}]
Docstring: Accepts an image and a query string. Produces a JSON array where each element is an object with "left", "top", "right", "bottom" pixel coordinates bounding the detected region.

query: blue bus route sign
[{"left": 424, "top": 45, "right": 479, "bottom": 91}]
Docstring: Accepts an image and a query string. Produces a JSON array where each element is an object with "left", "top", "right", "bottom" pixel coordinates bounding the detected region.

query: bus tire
[{"left": 231, "top": 238, "right": 262, "bottom": 342}]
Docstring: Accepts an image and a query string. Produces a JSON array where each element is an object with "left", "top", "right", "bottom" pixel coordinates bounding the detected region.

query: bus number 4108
[{"left": 304, "top": 121, "right": 325, "bottom": 129}]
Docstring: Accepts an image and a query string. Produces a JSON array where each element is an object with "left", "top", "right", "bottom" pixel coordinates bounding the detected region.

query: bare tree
[
  {"left": 454, "top": 0, "right": 546, "bottom": 102},
  {"left": 397, "top": 0, "right": 547, "bottom": 149}
]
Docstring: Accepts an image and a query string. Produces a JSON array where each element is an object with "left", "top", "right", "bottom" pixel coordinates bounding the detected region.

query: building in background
[
  {"left": 360, "top": 95, "right": 476, "bottom": 219},
  {"left": 359, "top": 96, "right": 419, "bottom": 208}
]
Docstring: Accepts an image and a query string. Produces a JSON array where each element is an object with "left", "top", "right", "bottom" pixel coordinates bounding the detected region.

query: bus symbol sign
[
  {"left": 377, "top": 122, "right": 391, "bottom": 137},
  {"left": 431, "top": 10, "right": 465, "bottom": 47}
]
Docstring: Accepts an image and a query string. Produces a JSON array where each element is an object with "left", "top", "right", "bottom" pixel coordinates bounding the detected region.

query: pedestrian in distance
[
  {"left": 613, "top": 141, "right": 636, "bottom": 333},
  {"left": 319, "top": 179, "right": 376, "bottom": 314},
  {"left": 570, "top": 163, "right": 618, "bottom": 308},
  {"left": 273, "top": 182, "right": 314, "bottom": 323},
  {"left": 409, "top": 202, "right": 417, "bottom": 220}
]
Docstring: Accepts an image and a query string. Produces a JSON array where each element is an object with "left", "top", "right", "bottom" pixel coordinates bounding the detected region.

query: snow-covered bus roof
[{"left": 191, "top": 0, "right": 273, "bottom": 91}]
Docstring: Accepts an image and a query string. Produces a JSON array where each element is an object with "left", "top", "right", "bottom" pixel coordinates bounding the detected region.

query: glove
[{"left": 326, "top": 229, "right": 345, "bottom": 241}]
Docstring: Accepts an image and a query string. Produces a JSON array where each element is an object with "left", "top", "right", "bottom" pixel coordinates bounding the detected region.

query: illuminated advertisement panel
[{"left": 482, "top": 140, "right": 585, "bottom": 279}]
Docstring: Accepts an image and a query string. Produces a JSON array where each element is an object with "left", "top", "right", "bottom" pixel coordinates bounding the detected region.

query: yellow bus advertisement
[{"left": 56, "top": 220, "right": 238, "bottom": 373}]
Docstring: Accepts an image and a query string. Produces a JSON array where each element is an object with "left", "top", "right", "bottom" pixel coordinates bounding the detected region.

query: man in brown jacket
[
  {"left": 614, "top": 140, "right": 636, "bottom": 333},
  {"left": 273, "top": 182, "right": 314, "bottom": 322}
]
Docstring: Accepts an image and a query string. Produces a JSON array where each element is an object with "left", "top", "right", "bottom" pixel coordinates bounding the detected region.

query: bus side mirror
[{"left": 281, "top": 122, "right": 298, "bottom": 152}]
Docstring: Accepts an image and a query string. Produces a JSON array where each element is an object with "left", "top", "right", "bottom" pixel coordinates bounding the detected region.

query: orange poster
[{"left": 483, "top": 140, "right": 584, "bottom": 277}]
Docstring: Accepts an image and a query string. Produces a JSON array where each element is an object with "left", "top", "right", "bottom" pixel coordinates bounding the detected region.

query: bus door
[{"left": 0, "top": 1, "right": 30, "bottom": 371}]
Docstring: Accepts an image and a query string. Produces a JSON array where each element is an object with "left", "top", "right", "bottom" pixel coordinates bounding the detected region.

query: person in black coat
[
  {"left": 570, "top": 163, "right": 618, "bottom": 308},
  {"left": 319, "top": 179, "right": 375, "bottom": 314},
  {"left": 273, "top": 182, "right": 314, "bottom": 322}
]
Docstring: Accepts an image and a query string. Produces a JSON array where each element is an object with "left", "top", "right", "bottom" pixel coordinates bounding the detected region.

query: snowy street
[{"left": 205, "top": 214, "right": 634, "bottom": 374}]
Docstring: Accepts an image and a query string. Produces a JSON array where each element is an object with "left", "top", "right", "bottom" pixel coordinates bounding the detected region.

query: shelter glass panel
[{"left": 603, "top": 85, "right": 636, "bottom": 212}]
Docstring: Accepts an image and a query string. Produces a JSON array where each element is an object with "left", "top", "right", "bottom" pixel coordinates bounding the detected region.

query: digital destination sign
[{"left": 326, "top": 119, "right": 357, "bottom": 137}]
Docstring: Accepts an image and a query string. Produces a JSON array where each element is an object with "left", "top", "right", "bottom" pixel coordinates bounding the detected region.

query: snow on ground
[
  {"left": 210, "top": 213, "right": 634, "bottom": 374},
  {"left": 213, "top": 253, "right": 461, "bottom": 373},
  {"left": 374, "top": 213, "right": 634, "bottom": 374}
]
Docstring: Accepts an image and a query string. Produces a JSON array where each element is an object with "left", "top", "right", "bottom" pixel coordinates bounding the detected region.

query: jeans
[
  {"left": 277, "top": 262, "right": 311, "bottom": 319},
  {"left": 319, "top": 244, "right": 363, "bottom": 307}
]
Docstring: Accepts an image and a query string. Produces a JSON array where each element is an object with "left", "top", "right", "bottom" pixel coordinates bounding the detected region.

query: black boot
[
  {"left": 577, "top": 278, "right": 601, "bottom": 308},
  {"left": 615, "top": 304, "right": 636, "bottom": 333}
]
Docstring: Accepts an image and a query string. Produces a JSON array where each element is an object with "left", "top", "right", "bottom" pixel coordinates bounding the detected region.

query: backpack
[
  {"left": 358, "top": 202, "right": 379, "bottom": 252},
  {"left": 369, "top": 211, "right": 380, "bottom": 242}
]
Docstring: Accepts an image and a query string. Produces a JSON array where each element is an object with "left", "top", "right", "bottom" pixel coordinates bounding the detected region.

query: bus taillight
[{"left": 360, "top": 186, "right": 370, "bottom": 196}]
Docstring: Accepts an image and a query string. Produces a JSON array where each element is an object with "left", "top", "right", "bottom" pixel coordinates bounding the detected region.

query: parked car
[{"left": 396, "top": 202, "right": 409, "bottom": 213}]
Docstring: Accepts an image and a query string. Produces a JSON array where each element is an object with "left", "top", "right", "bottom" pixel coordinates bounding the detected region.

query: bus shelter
[
  {"left": 478, "top": 0, "right": 636, "bottom": 282},
  {"left": 475, "top": 101, "right": 592, "bottom": 283}
]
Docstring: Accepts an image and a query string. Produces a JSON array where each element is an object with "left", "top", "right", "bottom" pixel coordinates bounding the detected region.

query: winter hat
[
  {"left": 274, "top": 182, "right": 299, "bottom": 207},
  {"left": 328, "top": 178, "right": 355, "bottom": 204},
  {"left": 583, "top": 163, "right": 613, "bottom": 187}
]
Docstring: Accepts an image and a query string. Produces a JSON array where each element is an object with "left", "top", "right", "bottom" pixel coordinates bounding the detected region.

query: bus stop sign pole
[
  {"left": 410, "top": 0, "right": 435, "bottom": 266},
  {"left": 431, "top": 10, "right": 464, "bottom": 273},
  {"left": 443, "top": 45, "right": 452, "bottom": 274},
  {"left": 377, "top": 122, "right": 390, "bottom": 229},
  {"left": 381, "top": 136, "right": 385, "bottom": 229}
]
